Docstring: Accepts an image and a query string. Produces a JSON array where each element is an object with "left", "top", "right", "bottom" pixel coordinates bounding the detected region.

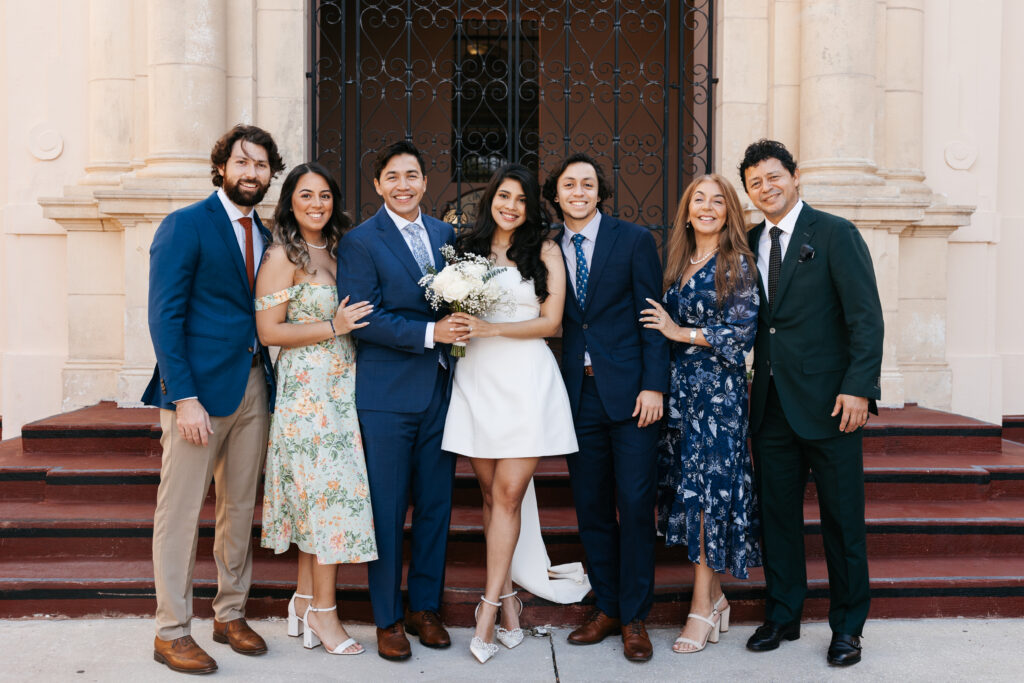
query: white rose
[
  {"left": 440, "top": 277, "right": 471, "bottom": 302},
  {"left": 461, "top": 262, "right": 488, "bottom": 279},
  {"left": 430, "top": 268, "right": 457, "bottom": 293}
]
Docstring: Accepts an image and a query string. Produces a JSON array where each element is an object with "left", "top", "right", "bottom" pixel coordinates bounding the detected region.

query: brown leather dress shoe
[
  {"left": 622, "top": 619, "right": 653, "bottom": 662},
  {"left": 376, "top": 622, "right": 412, "bottom": 661},
  {"left": 153, "top": 635, "right": 218, "bottom": 675},
  {"left": 212, "top": 618, "right": 268, "bottom": 655},
  {"left": 567, "top": 610, "right": 622, "bottom": 645},
  {"left": 404, "top": 609, "right": 451, "bottom": 649}
]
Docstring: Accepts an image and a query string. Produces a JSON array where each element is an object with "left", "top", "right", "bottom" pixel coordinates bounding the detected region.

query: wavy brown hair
[
  {"left": 272, "top": 163, "right": 352, "bottom": 274},
  {"left": 209, "top": 124, "right": 285, "bottom": 188},
  {"left": 663, "top": 174, "right": 756, "bottom": 306}
]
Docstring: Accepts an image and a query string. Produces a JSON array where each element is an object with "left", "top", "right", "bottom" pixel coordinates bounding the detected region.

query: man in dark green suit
[{"left": 739, "top": 140, "right": 883, "bottom": 667}]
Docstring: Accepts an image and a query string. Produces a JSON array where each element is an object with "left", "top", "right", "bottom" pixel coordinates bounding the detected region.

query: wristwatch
[{"left": 689, "top": 328, "right": 697, "bottom": 344}]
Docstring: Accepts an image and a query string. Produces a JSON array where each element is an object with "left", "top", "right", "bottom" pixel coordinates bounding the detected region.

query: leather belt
[{"left": 583, "top": 366, "right": 595, "bottom": 377}]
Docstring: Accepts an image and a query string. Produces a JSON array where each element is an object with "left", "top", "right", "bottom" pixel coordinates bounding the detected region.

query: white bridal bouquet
[{"left": 419, "top": 244, "right": 513, "bottom": 357}]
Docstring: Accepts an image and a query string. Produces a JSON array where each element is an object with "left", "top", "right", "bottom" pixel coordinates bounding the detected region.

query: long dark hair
[
  {"left": 664, "top": 173, "right": 756, "bottom": 307},
  {"left": 456, "top": 164, "right": 551, "bottom": 302},
  {"left": 272, "top": 163, "right": 352, "bottom": 274}
]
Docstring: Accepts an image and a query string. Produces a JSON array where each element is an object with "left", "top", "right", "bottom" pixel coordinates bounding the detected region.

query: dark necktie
[
  {"left": 239, "top": 216, "right": 255, "bottom": 291},
  {"left": 768, "top": 226, "right": 782, "bottom": 308},
  {"left": 572, "top": 233, "right": 589, "bottom": 307}
]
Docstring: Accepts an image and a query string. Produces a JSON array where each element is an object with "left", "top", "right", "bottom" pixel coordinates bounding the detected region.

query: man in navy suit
[
  {"left": 337, "top": 141, "right": 458, "bottom": 661},
  {"left": 144, "top": 125, "right": 284, "bottom": 674},
  {"left": 543, "top": 153, "right": 669, "bottom": 662}
]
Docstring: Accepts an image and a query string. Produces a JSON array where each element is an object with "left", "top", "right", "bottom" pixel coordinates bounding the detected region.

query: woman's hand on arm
[
  {"left": 332, "top": 295, "right": 373, "bottom": 334},
  {"left": 640, "top": 298, "right": 708, "bottom": 346}
]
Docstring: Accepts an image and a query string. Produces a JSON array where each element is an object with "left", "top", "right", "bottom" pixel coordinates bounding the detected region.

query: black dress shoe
[
  {"left": 746, "top": 621, "right": 801, "bottom": 652},
  {"left": 827, "top": 633, "right": 862, "bottom": 666}
]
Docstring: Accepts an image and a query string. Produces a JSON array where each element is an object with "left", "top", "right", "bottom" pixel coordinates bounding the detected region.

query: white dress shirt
[
  {"left": 217, "top": 187, "right": 265, "bottom": 265},
  {"left": 756, "top": 199, "right": 804, "bottom": 304},
  {"left": 383, "top": 204, "right": 436, "bottom": 349},
  {"left": 559, "top": 211, "right": 602, "bottom": 367}
]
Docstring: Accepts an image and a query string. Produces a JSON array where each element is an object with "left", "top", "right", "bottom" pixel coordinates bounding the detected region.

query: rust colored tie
[{"left": 239, "top": 216, "right": 255, "bottom": 291}]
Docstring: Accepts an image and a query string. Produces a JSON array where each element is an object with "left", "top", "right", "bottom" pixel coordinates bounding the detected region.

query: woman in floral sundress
[{"left": 254, "top": 162, "right": 376, "bottom": 656}]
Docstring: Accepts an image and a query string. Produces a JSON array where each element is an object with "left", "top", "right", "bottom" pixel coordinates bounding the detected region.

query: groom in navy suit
[
  {"left": 337, "top": 141, "right": 458, "bottom": 661},
  {"left": 544, "top": 153, "right": 669, "bottom": 662}
]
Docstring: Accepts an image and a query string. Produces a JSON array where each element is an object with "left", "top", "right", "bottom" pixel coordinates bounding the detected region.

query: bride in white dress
[{"left": 442, "top": 164, "right": 585, "bottom": 664}]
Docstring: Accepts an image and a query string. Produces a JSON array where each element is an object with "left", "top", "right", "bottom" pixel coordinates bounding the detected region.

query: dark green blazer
[{"left": 747, "top": 202, "right": 883, "bottom": 441}]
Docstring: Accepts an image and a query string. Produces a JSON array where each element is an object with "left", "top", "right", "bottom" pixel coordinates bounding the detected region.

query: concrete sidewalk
[{"left": 2, "top": 618, "right": 1021, "bottom": 682}]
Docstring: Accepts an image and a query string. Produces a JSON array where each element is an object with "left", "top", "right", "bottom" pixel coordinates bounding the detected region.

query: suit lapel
[
  {"left": 207, "top": 194, "right": 250, "bottom": 292},
  {"left": 772, "top": 204, "right": 817, "bottom": 309},
  {"left": 555, "top": 225, "right": 582, "bottom": 313},
  {"left": 423, "top": 217, "right": 445, "bottom": 271},
  {"left": 585, "top": 213, "right": 619, "bottom": 308},
  {"left": 749, "top": 222, "right": 769, "bottom": 313},
  {"left": 376, "top": 207, "right": 428, "bottom": 283}
]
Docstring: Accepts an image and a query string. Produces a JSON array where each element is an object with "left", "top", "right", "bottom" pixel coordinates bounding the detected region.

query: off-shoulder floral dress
[
  {"left": 256, "top": 283, "right": 377, "bottom": 564},
  {"left": 656, "top": 256, "right": 761, "bottom": 579}
]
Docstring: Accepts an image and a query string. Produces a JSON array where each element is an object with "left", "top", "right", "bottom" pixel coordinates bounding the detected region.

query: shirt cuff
[
  {"left": 172, "top": 396, "right": 198, "bottom": 404},
  {"left": 424, "top": 322, "right": 435, "bottom": 349}
]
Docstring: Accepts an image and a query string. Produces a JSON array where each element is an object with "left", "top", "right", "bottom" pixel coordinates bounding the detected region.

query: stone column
[
  {"left": 82, "top": 0, "right": 135, "bottom": 187},
  {"left": 798, "top": 0, "right": 882, "bottom": 187},
  {"left": 883, "top": 0, "right": 927, "bottom": 195},
  {"left": 137, "top": 0, "right": 227, "bottom": 180}
]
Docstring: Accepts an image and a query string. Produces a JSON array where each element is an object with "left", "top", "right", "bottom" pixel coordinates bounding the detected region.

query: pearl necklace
[
  {"left": 689, "top": 248, "right": 718, "bottom": 265},
  {"left": 304, "top": 240, "right": 327, "bottom": 250}
]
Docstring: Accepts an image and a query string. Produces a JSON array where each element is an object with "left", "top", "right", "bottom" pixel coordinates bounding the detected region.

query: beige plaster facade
[{"left": 0, "top": 0, "right": 1020, "bottom": 436}]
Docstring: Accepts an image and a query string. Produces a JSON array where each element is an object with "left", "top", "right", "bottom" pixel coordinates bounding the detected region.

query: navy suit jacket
[
  {"left": 558, "top": 213, "right": 669, "bottom": 422},
  {"left": 336, "top": 207, "right": 455, "bottom": 414},
  {"left": 747, "top": 202, "right": 884, "bottom": 440},
  {"left": 142, "top": 192, "right": 275, "bottom": 416}
]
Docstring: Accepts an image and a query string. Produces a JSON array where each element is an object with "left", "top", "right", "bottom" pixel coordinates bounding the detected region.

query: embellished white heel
[
  {"left": 495, "top": 590, "right": 524, "bottom": 649},
  {"left": 303, "top": 604, "right": 364, "bottom": 655},
  {"left": 714, "top": 594, "right": 730, "bottom": 633},
  {"left": 287, "top": 592, "right": 313, "bottom": 637},
  {"left": 470, "top": 596, "right": 501, "bottom": 664}
]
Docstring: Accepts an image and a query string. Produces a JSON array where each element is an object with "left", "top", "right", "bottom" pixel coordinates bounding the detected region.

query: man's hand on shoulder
[
  {"left": 633, "top": 390, "right": 663, "bottom": 428},
  {"left": 175, "top": 398, "right": 214, "bottom": 446},
  {"left": 832, "top": 393, "right": 869, "bottom": 433}
]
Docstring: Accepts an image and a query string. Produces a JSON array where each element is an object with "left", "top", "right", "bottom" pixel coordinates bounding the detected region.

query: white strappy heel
[
  {"left": 287, "top": 592, "right": 313, "bottom": 637},
  {"left": 302, "top": 604, "right": 364, "bottom": 655},
  {"left": 672, "top": 607, "right": 720, "bottom": 653},
  {"left": 495, "top": 591, "right": 525, "bottom": 649},
  {"left": 714, "top": 594, "right": 730, "bottom": 633},
  {"left": 470, "top": 596, "right": 501, "bottom": 663}
]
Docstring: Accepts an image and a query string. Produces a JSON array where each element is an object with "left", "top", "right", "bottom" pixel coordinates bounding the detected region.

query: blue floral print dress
[
  {"left": 656, "top": 256, "right": 761, "bottom": 578},
  {"left": 256, "top": 283, "right": 377, "bottom": 564}
]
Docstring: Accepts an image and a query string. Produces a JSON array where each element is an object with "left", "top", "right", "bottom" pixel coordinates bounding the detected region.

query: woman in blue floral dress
[
  {"left": 641, "top": 173, "right": 761, "bottom": 654},
  {"left": 254, "top": 163, "right": 376, "bottom": 655}
]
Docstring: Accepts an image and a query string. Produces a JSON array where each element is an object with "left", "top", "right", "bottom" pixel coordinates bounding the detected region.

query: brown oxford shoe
[
  {"left": 211, "top": 618, "right": 268, "bottom": 656},
  {"left": 153, "top": 635, "right": 218, "bottom": 675},
  {"left": 376, "top": 622, "right": 412, "bottom": 661},
  {"left": 622, "top": 619, "right": 653, "bottom": 662},
  {"left": 567, "top": 609, "right": 621, "bottom": 645},
  {"left": 404, "top": 609, "right": 451, "bottom": 649}
]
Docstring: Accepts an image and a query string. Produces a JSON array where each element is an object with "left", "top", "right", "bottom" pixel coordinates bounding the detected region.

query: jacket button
[
  {"left": 248, "top": 346, "right": 254, "bottom": 353},
  {"left": 582, "top": 323, "right": 589, "bottom": 330},
  {"left": 769, "top": 327, "right": 776, "bottom": 334}
]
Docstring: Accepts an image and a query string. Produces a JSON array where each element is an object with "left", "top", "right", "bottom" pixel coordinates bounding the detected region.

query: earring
[{"left": 685, "top": 220, "right": 694, "bottom": 230}]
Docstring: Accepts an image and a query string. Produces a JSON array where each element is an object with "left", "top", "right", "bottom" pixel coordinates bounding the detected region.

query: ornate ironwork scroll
[{"left": 311, "top": 0, "right": 713, "bottom": 242}]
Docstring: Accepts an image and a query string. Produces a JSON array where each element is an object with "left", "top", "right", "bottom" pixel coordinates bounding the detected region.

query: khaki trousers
[{"left": 152, "top": 366, "right": 269, "bottom": 640}]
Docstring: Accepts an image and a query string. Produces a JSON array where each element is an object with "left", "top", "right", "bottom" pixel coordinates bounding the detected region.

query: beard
[{"left": 223, "top": 175, "right": 270, "bottom": 207}]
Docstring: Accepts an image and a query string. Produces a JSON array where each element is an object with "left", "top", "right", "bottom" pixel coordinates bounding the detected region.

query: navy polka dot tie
[{"left": 572, "top": 233, "right": 589, "bottom": 308}]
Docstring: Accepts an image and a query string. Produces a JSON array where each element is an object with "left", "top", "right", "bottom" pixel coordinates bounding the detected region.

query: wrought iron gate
[{"left": 310, "top": 0, "right": 713, "bottom": 240}]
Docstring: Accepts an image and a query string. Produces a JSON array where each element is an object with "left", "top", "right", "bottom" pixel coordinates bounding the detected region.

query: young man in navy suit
[
  {"left": 543, "top": 154, "right": 669, "bottom": 662},
  {"left": 337, "top": 141, "right": 458, "bottom": 661},
  {"left": 144, "top": 125, "right": 285, "bottom": 674}
]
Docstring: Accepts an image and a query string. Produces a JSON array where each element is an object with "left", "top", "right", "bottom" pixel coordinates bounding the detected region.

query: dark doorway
[{"left": 310, "top": 0, "right": 713, "bottom": 242}]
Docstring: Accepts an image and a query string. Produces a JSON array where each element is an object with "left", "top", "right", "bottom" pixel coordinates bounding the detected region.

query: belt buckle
[{"left": 583, "top": 366, "right": 594, "bottom": 377}]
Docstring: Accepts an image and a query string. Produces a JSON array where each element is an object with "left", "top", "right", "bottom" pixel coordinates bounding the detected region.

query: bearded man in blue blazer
[
  {"left": 337, "top": 141, "right": 458, "bottom": 661},
  {"left": 543, "top": 153, "right": 669, "bottom": 662},
  {"left": 740, "top": 139, "right": 883, "bottom": 667},
  {"left": 144, "top": 125, "right": 284, "bottom": 674}
]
